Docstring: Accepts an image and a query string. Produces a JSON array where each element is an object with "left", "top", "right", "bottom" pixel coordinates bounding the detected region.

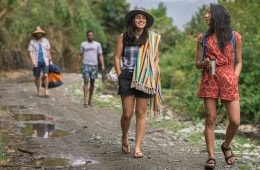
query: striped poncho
[{"left": 131, "top": 31, "right": 162, "bottom": 116}]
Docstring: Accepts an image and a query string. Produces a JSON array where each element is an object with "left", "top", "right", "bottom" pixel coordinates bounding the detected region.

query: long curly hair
[
  {"left": 208, "top": 3, "right": 232, "bottom": 52},
  {"left": 123, "top": 15, "right": 149, "bottom": 46}
]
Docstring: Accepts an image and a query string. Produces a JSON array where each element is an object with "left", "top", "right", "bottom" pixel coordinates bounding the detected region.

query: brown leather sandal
[
  {"left": 221, "top": 142, "right": 235, "bottom": 165},
  {"left": 204, "top": 158, "right": 216, "bottom": 169}
]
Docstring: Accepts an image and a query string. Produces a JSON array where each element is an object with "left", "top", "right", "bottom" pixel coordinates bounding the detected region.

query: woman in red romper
[{"left": 195, "top": 3, "right": 242, "bottom": 169}]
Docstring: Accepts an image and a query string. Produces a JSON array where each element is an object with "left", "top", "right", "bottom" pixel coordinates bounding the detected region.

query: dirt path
[{"left": 0, "top": 73, "right": 252, "bottom": 169}]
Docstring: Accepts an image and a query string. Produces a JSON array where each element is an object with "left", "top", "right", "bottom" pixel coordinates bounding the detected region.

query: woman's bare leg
[
  {"left": 121, "top": 95, "right": 135, "bottom": 152},
  {"left": 204, "top": 98, "right": 218, "bottom": 159},
  {"left": 134, "top": 97, "right": 149, "bottom": 155},
  {"left": 222, "top": 100, "right": 240, "bottom": 164}
]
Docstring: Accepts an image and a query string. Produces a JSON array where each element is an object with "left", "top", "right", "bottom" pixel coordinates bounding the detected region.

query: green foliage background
[{"left": 0, "top": 0, "right": 259, "bottom": 124}]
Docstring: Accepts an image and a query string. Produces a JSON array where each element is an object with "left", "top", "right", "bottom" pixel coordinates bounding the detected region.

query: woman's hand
[{"left": 203, "top": 58, "right": 211, "bottom": 69}]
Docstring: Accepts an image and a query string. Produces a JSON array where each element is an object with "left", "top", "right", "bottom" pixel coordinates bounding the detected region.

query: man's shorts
[
  {"left": 82, "top": 64, "right": 98, "bottom": 79},
  {"left": 33, "top": 61, "right": 49, "bottom": 77},
  {"left": 118, "top": 70, "right": 153, "bottom": 98}
]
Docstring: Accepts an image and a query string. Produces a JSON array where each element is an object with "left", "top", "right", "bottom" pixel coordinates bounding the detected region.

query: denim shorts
[
  {"left": 118, "top": 70, "right": 153, "bottom": 98},
  {"left": 33, "top": 61, "right": 49, "bottom": 77},
  {"left": 82, "top": 64, "right": 98, "bottom": 79}
]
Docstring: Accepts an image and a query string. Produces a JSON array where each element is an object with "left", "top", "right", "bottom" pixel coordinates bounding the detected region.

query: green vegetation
[
  {"left": 0, "top": 109, "right": 10, "bottom": 165},
  {"left": 148, "top": 119, "right": 189, "bottom": 132},
  {"left": 0, "top": 0, "right": 259, "bottom": 123},
  {"left": 0, "top": 134, "right": 7, "bottom": 161}
]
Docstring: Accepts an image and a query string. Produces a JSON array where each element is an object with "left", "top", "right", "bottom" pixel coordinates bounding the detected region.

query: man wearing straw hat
[{"left": 28, "top": 26, "right": 52, "bottom": 97}]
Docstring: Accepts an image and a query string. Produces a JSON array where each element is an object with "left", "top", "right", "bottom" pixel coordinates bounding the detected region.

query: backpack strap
[
  {"left": 200, "top": 30, "right": 209, "bottom": 63},
  {"left": 231, "top": 31, "right": 236, "bottom": 67}
]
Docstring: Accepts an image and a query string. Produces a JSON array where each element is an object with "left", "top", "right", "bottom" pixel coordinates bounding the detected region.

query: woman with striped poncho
[{"left": 114, "top": 9, "right": 161, "bottom": 158}]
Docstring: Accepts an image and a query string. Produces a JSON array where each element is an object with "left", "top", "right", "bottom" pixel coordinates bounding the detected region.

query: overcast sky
[{"left": 127, "top": 0, "right": 216, "bottom": 30}]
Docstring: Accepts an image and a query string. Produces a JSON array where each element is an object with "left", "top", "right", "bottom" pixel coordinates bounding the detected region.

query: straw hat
[
  {"left": 124, "top": 9, "right": 154, "bottom": 28},
  {"left": 32, "top": 26, "right": 46, "bottom": 36}
]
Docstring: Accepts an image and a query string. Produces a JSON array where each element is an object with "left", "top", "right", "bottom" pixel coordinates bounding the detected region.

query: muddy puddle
[
  {"left": 34, "top": 157, "right": 98, "bottom": 167},
  {"left": 14, "top": 113, "right": 98, "bottom": 167},
  {"left": 15, "top": 113, "right": 70, "bottom": 138}
]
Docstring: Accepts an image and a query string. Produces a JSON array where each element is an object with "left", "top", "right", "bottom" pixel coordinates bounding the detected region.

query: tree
[{"left": 89, "top": 0, "right": 130, "bottom": 68}]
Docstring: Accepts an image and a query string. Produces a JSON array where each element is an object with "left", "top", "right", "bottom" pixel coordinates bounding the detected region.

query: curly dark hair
[
  {"left": 123, "top": 15, "right": 149, "bottom": 46},
  {"left": 208, "top": 3, "right": 232, "bottom": 52}
]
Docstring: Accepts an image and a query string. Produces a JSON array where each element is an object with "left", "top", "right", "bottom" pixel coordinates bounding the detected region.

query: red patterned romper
[{"left": 197, "top": 32, "right": 241, "bottom": 101}]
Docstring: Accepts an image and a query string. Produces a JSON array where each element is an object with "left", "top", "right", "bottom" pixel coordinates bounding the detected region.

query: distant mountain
[{"left": 127, "top": 0, "right": 216, "bottom": 31}]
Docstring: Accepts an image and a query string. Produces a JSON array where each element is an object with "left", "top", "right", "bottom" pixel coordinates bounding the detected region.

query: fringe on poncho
[{"left": 131, "top": 31, "right": 162, "bottom": 116}]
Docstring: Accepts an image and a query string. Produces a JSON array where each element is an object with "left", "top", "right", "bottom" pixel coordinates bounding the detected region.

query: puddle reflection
[
  {"left": 32, "top": 123, "right": 54, "bottom": 138},
  {"left": 21, "top": 123, "right": 70, "bottom": 138},
  {"left": 15, "top": 114, "right": 70, "bottom": 138}
]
